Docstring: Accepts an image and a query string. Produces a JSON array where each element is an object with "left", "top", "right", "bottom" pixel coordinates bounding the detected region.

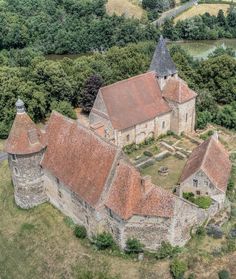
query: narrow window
[
  {"left": 186, "top": 113, "right": 188, "bottom": 122},
  {"left": 85, "top": 215, "right": 89, "bottom": 225},
  {"left": 164, "top": 76, "right": 167, "bottom": 80},
  {"left": 56, "top": 177, "right": 59, "bottom": 185},
  {"left": 12, "top": 154, "right": 17, "bottom": 162},
  {"left": 162, "top": 121, "right": 165, "bottom": 129},
  {"left": 193, "top": 179, "right": 198, "bottom": 187},
  {"left": 204, "top": 180, "right": 209, "bottom": 187},
  {"left": 58, "top": 190, "right": 62, "bottom": 198},
  {"left": 126, "top": 134, "right": 130, "bottom": 142},
  {"left": 14, "top": 167, "right": 19, "bottom": 176}
]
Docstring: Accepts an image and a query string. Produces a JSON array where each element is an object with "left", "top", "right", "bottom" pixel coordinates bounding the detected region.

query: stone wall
[
  {"left": 169, "top": 98, "right": 195, "bottom": 135},
  {"left": 179, "top": 170, "right": 222, "bottom": 197},
  {"left": 44, "top": 170, "right": 105, "bottom": 237},
  {"left": 8, "top": 149, "right": 47, "bottom": 209},
  {"left": 123, "top": 215, "right": 172, "bottom": 250}
]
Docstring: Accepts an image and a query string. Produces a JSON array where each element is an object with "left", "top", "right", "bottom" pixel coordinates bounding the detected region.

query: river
[
  {"left": 170, "top": 38, "right": 236, "bottom": 59},
  {"left": 46, "top": 39, "right": 236, "bottom": 61}
]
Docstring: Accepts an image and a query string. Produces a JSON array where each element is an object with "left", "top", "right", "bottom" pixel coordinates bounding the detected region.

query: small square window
[
  {"left": 204, "top": 180, "right": 209, "bottom": 186},
  {"left": 196, "top": 190, "right": 201, "bottom": 195}
]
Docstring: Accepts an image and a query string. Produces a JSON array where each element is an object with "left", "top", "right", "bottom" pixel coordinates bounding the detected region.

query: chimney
[{"left": 141, "top": 175, "right": 152, "bottom": 194}]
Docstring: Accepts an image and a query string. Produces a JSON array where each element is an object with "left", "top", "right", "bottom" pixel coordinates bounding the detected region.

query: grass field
[
  {"left": 0, "top": 140, "right": 4, "bottom": 152},
  {"left": 174, "top": 3, "right": 230, "bottom": 22},
  {"left": 106, "top": 0, "right": 145, "bottom": 19}
]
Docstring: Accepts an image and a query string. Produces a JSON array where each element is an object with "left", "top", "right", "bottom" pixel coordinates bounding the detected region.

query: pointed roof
[
  {"left": 97, "top": 72, "right": 171, "bottom": 131},
  {"left": 4, "top": 99, "right": 46, "bottom": 155},
  {"left": 180, "top": 135, "right": 232, "bottom": 193},
  {"left": 149, "top": 35, "right": 177, "bottom": 77},
  {"left": 162, "top": 77, "right": 197, "bottom": 104}
]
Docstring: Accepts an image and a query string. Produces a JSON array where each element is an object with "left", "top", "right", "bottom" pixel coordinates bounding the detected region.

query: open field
[
  {"left": 174, "top": 3, "right": 230, "bottom": 22},
  {"left": 106, "top": 0, "right": 145, "bottom": 19}
]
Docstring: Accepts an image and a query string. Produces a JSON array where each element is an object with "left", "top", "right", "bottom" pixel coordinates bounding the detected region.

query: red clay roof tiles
[
  {"left": 162, "top": 77, "right": 197, "bottom": 104},
  {"left": 180, "top": 136, "right": 231, "bottom": 192},
  {"left": 4, "top": 113, "right": 46, "bottom": 155},
  {"left": 100, "top": 72, "right": 171, "bottom": 130},
  {"left": 106, "top": 160, "right": 175, "bottom": 220},
  {"left": 41, "top": 112, "right": 118, "bottom": 207}
]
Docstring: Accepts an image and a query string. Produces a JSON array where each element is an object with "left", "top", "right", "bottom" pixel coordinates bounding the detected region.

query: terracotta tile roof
[
  {"left": 134, "top": 187, "right": 175, "bottom": 218},
  {"left": 4, "top": 112, "right": 46, "bottom": 155},
  {"left": 41, "top": 112, "right": 118, "bottom": 207},
  {"left": 180, "top": 136, "right": 231, "bottom": 192},
  {"left": 99, "top": 72, "right": 171, "bottom": 130},
  {"left": 162, "top": 77, "right": 197, "bottom": 104},
  {"left": 105, "top": 160, "right": 175, "bottom": 220},
  {"left": 149, "top": 35, "right": 177, "bottom": 77}
]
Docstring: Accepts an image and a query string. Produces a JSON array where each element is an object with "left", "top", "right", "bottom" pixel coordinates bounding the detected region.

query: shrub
[
  {"left": 196, "top": 226, "right": 206, "bottom": 238},
  {"left": 167, "top": 130, "right": 175, "bottom": 136},
  {"left": 74, "top": 225, "right": 87, "bottom": 239},
  {"left": 206, "top": 225, "right": 224, "bottom": 239},
  {"left": 92, "top": 232, "right": 115, "bottom": 250},
  {"left": 125, "top": 238, "right": 144, "bottom": 254},
  {"left": 183, "top": 192, "right": 195, "bottom": 203},
  {"left": 143, "top": 150, "right": 153, "bottom": 157},
  {"left": 194, "top": 196, "right": 212, "bottom": 209},
  {"left": 218, "top": 269, "right": 230, "bottom": 279},
  {"left": 155, "top": 242, "right": 181, "bottom": 260},
  {"left": 170, "top": 258, "right": 187, "bottom": 279},
  {"left": 231, "top": 208, "right": 236, "bottom": 218}
]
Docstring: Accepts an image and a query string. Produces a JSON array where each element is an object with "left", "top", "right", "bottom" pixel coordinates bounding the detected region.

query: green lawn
[{"left": 140, "top": 156, "right": 187, "bottom": 191}]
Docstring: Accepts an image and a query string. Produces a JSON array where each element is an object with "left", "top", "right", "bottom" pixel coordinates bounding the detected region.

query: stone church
[
  {"left": 89, "top": 36, "right": 197, "bottom": 147},
  {"left": 4, "top": 37, "right": 232, "bottom": 251}
]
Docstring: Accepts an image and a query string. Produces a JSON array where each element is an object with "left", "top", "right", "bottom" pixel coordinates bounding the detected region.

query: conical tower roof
[
  {"left": 4, "top": 99, "right": 46, "bottom": 155},
  {"left": 149, "top": 35, "right": 177, "bottom": 77}
]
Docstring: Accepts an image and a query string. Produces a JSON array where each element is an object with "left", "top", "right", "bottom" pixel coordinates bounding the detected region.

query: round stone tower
[{"left": 4, "top": 99, "right": 47, "bottom": 209}]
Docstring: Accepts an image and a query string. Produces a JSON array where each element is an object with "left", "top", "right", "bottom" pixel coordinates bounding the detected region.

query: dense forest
[
  {"left": 0, "top": 0, "right": 158, "bottom": 54},
  {"left": 0, "top": 41, "right": 235, "bottom": 138},
  {"left": 163, "top": 8, "right": 236, "bottom": 40}
]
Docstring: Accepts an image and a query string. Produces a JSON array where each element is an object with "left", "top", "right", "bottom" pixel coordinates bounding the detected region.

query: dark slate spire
[{"left": 149, "top": 35, "right": 177, "bottom": 77}]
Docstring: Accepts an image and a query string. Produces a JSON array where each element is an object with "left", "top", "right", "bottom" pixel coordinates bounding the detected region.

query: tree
[
  {"left": 217, "top": 10, "right": 227, "bottom": 27},
  {"left": 51, "top": 100, "right": 77, "bottom": 120},
  {"left": 80, "top": 74, "right": 103, "bottom": 113},
  {"left": 170, "top": 258, "right": 187, "bottom": 279}
]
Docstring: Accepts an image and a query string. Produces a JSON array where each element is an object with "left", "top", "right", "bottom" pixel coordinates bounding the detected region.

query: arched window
[
  {"left": 14, "top": 167, "right": 19, "bottom": 176},
  {"left": 162, "top": 121, "right": 165, "bottom": 129}
]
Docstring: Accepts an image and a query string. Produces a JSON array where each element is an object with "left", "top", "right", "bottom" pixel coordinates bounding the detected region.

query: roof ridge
[
  {"left": 100, "top": 71, "right": 156, "bottom": 93},
  {"left": 201, "top": 137, "right": 215, "bottom": 174}
]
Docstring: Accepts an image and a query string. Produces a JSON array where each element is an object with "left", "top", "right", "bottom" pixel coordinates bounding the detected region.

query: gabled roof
[
  {"left": 105, "top": 160, "right": 175, "bottom": 220},
  {"left": 98, "top": 72, "right": 171, "bottom": 130},
  {"left": 180, "top": 135, "right": 232, "bottom": 192},
  {"left": 162, "top": 77, "right": 197, "bottom": 104},
  {"left": 149, "top": 35, "right": 177, "bottom": 77},
  {"left": 41, "top": 112, "right": 118, "bottom": 207},
  {"left": 4, "top": 112, "right": 46, "bottom": 155}
]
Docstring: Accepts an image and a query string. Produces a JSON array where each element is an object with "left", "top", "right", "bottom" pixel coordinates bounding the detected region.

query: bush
[
  {"left": 170, "top": 258, "right": 187, "bottom": 279},
  {"left": 155, "top": 242, "right": 181, "bottom": 260},
  {"left": 92, "top": 232, "right": 115, "bottom": 250},
  {"left": 196, "top": 226, "right": 206, "bottom": 238},
  {"left": 143, "top": 150, "right": 153, "bottom": 157},
  {"left": 194, "top": 196, "right": 212, "bottom": 209},
  {"left": 74, "top": 225, "right": 87, "bottom": 239},
  {"left": 125, "top": 238, "right": 144, "bottom": 254},
  {"left": 218, "top": 269, "right": 230, "bottom": 279},
  {"left": 206, "top": 225, "right": 224, "bottom": 239}
]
